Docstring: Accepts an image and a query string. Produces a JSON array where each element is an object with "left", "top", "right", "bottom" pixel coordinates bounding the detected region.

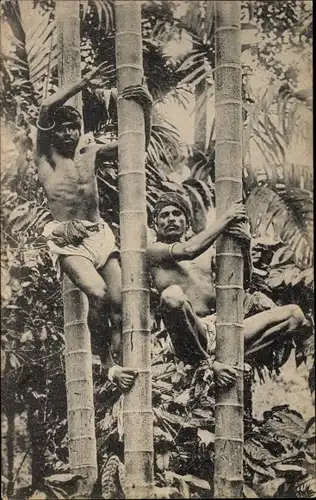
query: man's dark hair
[
  {"left": 153, "top": 192, "right": 192, "bottom": 225},
  {"left": 54, "top": 105, "right": 82, "bottom": 130}
]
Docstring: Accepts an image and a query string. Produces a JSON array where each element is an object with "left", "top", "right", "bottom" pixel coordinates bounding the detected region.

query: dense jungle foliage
[{"left": 1, "top": 1, "right": 314, "bottom": 498}]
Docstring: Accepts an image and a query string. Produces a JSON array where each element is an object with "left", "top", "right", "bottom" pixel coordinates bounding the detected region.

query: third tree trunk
[{"left": 214, "top": 1, "right": 244, "bottom": 497}]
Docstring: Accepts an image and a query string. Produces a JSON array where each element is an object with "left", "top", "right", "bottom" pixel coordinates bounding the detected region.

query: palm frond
[
  {"left": 2, "top": 0, "right": 115, "bottom": 109},
  {"left": 246, "top": 186, "right": 313, "bottom": 269},
  {"left": 82, "top": 0, "right": 114, "bottom": 32},
  {"left": 244, "top": 80, "right": 313, "bottom": 191},
  {"left": 179, "top": 58, "right": 210, "bottom": 87},
  {"left": 157, "top": 85, "right": 192, "bottom": 109},
  {"left": 145, "top": 2, "right": 214, "bottom": 93},
  {"left": 191, "top": 82, "right": 214, "bottom": 143},
  {"left": 176, "top": 49, "right": 205, "bottom": 73},
  {"left": 147, "top": 117, "right": 183, "bottom": 173},
  {"left": 180, "top": 1, "right": 215, "bottom": 46},
  {"left": 183, "top": 178, "right": 214, "bottom": 233},
  {"left": 1, "top": 0, "right": 56, "bottom": 103},
  {"left": 0, "top": 119, "right": 21, "bottom": 186},
  {"left": 183, "top": 178, "right": 214, "bottom": 207}
]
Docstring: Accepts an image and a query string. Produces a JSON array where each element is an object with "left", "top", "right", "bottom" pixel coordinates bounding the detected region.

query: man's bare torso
[
  {"left": 38, "top": 151, "right": 100, "bottom": 222},
  {"left": 151, "top": 249, "right": 216, "bottom": 316}
]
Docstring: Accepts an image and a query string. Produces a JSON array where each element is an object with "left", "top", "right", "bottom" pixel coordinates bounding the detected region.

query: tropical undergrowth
[
  {"left": 92, "top": 311, "right": 315, "bottom": 499},
  {"left": 1, "top": 131, "right": 315, "bottom": 500},
  {"left": 2, "top": 219, "right": 314, "bottom": 499}
]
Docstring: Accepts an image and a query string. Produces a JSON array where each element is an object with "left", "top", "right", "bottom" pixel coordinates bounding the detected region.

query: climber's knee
[
  {"left": 161, "top": 285, "right": 187, "bottom": 311},
  {"left": 287, "top": 304, "right": 305, "bottom": 329},
  {"left": 88, "top": 282, "right": 108, "bottom": 308}
]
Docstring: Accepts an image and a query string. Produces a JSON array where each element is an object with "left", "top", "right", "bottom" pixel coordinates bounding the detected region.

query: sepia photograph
[{"left": 0, "top": 0, "right": 314, "bottom": 498}]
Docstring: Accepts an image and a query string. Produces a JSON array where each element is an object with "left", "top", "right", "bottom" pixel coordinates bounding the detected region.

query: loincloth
[
  {"left": 199, "top": 314, "right": 217, "bottom": 355},
  {"left": 43, "top": 219, "right": 119, "bottom": 279}
]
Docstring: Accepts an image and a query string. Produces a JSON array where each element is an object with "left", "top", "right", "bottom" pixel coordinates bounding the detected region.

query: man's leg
[
  {"left": 160, "top": 285, "right": 238, "bottom": 386},
  {"left": 161, "top": 286, "right": 308, "bottom": 357},
  {"left": 60, "top": 255, "right": 108, "bottom": 317},
  {"left": 98, "top": 257, "right": 123, "bottom": 360},
  {"left": 98, "top": 257, "right": 138, "bottom": 390},
  {"left": 244, "top": 304, "right": 308, "bottom": 358},
  {"left": 60, "top": 255, "right": 136, "bottom": 390},
  {"left": 160, "top": 285, "right": 210, "bottom": 365}
]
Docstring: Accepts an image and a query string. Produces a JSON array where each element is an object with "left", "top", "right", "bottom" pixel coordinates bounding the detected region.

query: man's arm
[
  {"left": 36, "top": 63, "right": 110, "bottom": 159},
  {"left": 37, "top": 80, "right": 84, "bottom": 129},
  {"left": 80, "top": 142, "right": 119, "bottom": 164},
  {"left": 37, "top": 62, "right": 110, "bottom": 127},
  {"left": 81, "top": 84, "right": 153, "bottom": 164},
  {"left": 147, "top": 202, "right": 247, "bottom": 265},
  {"left": 118, "top": 84, "right": 152, "bottom": 150}
]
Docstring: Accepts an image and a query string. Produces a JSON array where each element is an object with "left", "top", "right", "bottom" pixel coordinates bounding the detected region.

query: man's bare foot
[{"left": 108, "top": 365, "right": 138, "bottom": 391}]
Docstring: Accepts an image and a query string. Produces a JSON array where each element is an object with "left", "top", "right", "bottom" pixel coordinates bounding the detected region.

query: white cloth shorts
[{"left": 43, "top": 219, "right": 119, "bottom": 278}]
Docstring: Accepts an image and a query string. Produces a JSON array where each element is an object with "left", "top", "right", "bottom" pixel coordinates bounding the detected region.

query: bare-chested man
[
  {"left": 36, "top": 63, "right": 153, "bottom": 390},
  {"left": 146, "top": 192, "right": 308, "bottom": 387}
]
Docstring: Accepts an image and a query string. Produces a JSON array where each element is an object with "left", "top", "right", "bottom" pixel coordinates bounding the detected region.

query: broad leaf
[
  {"left": 253, "top": 478, "right": 285, "bottom": 498},
  {"left": 165, "top": 470, "right": 211, "bottom": 491},
  {"left": 246, "top": 186, "right": 313, "bottom": 269},
  {"left": 197, "top": 428, "right": 214, "bottom": 446},
  {"left": 45, "top": 474, "right": 83, "bottom": 485},
  {"left": 243, "top": 484, "right": 259, "bottom": 498},
  {"left": 245, "top": 441, "right": 277, "bottom": 467}
]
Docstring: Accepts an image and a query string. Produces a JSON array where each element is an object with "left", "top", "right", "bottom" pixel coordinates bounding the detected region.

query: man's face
[
  {"left": 156, "top": 204, "right": 187, "bottom": 243},
  {"left": 52, "top": 121, "right": 81, "bottom": 156}
]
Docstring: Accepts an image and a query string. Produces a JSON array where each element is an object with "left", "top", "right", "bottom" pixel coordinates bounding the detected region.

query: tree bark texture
[
  {"left": 6, "top": 410, "right": 15, "bottom": 497},
  {"left": 214, "top": 2, "right": 244, "bottom": 498},
  {"left": 56, "top": 0, "right": 82, "bottom": 112},
  {"left": 194, "top": 77, "right": 208, "bottom": 153},
  {"left": 193, "top": 1, "right": 214, "bottom": 155},
  {"left": 27, "top": 406, "right": 46, "bottom": 489},
  {"left": 115, "top": 2, "right": 154, "bottom": 498},
  {"left": 56, "top": 1, "right": 97, "bottom": 496}
]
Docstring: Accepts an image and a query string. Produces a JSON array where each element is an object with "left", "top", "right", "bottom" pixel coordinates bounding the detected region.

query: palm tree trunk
[
  {"left": 56, "top": 1, "right": 97, "bottom": 496},
  {"left": 214, "top": 2, "right": 244, "bottom": 498},
  {"left": 56, "top": 0, "right": 82, "bottom": 111},
  {"left": 6, "top": 409, "right": 15, "bottom": 498},
  {"left": 27, "top": 406, "right": 46, "bottom": 489},
  {"left": 193, "top": 0, "right": 214, "bottom": 157},
  {"left": 194, "top": 77, "right": 207, "bottom": 153},
  {"left": 115, "top": 2, "right": 153, "bottom": 498}
]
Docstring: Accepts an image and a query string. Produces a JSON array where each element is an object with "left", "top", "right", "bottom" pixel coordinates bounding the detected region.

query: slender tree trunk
[
  {"left": 194, "top": 77, "right": 207, "bottom": 153},
  {"left": 56, "top": 0, "right": 82, "bottom": 111},
  {"left": 27, "top": 406, "right": 46, "bottom": 489},
  {"left": 6, "top": 410, "right": 15, "bottom": 497},
  {"left": 214, "top": 2, "right": 244, "bottom": 498},
  {"left": 115, "top": 2, "right": 154, "bottom": 498},
  {"left": 193, "top": 1, "right": 215, "bottom": 156},
  {"left": 56, "top": 1, "right": 97, "bottom": 496}
]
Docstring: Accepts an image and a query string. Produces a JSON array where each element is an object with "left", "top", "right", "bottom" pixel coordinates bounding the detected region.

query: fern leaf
[
  {"left": 101, "top": 454, "right": 120, "bottom": 499},
  {"left": 245, "top": 441, "right": 276, "bottom": 467},
  {"left": 244, "top": 454, "right": 276, "bottom": 478},
  {"left": 246, "top": 186, "right": 313, "bottom": 269}
]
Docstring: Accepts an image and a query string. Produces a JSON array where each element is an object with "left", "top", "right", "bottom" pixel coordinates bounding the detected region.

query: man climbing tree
[
  {"left": 146, "top": 192, "right": 310, "bottom": 379},
  {"left": 35, "top": 63, "right": 153, "bottom": 390}
]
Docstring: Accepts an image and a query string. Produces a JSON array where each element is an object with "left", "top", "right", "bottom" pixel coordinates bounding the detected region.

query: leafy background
[{"left": 1, "top": 0, "right": 314, "bottom": 498}]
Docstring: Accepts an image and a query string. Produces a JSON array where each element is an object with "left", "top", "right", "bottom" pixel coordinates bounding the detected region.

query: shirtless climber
[
  {"left": 35, "top": 62, "right": 153, "bottom": 390},
  {"left": 146, "top": 192, "right": 308, "bottom": 387}
]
